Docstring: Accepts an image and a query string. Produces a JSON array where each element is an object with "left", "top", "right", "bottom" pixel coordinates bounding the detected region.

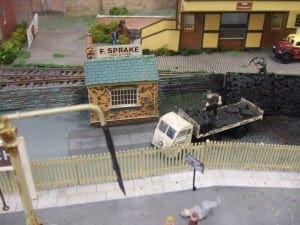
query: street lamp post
[
  {"left": 0, "top": 104, "right": 107, "bottom": 225},
  {"left": 0, "top": 117, "right": 41, "bottom": 225}
]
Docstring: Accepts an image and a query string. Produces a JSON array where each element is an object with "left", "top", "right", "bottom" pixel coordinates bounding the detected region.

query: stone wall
[
  {"left": 225, "top": 73, "right": 300, "bottom": 117},
  {"left": 0, "top": 86, "right": 87, "bottom": 111},
  {"left": 87, "top": 82, "right": 159, "bottom": 124},
  {"left": 1, "top": 73, "right": 299, "bottom": 117}
]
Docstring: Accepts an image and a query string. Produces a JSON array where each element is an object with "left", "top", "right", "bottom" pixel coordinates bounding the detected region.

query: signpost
[
  {"left": 95, "top": 44, "right": 142, "bottom": 58},
  {"left": 185, "top": 153, "right": 204, "bottom": 191},
  {"left": 27, "top": 13, "right": 38, "bottom": 48}
]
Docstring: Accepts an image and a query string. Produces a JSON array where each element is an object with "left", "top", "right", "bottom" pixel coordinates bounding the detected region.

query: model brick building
[
  {"left": 84, "top": 55, "right": 159, "bottom": 125},
  {"left": 141, "top": 0, "right": 300, "bottom": 51}
]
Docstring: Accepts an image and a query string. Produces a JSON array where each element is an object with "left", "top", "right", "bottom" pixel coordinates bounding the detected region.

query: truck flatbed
[{"left": 178, "top": 98, "right": 264, "bottom": 139}]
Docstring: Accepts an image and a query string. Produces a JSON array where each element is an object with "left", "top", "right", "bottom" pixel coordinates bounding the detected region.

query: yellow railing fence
[{"left": 1, "top": 141, "right": 299, "bottom": 193}]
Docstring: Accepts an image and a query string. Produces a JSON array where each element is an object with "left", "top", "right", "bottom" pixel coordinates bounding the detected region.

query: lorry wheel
[
  {"left": 281, "top": 53, "right": 292, "bottom": 64},
  {"left": 233, "top": 125, "right": 248, "bottom": 139}
]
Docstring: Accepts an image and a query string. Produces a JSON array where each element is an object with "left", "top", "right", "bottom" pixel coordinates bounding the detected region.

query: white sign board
[
  {"left": 27, "top": 13, "right": 38, "bottom": 48},
  {"left": 95, "top": 44, "right": 142, "bottom": 58}
]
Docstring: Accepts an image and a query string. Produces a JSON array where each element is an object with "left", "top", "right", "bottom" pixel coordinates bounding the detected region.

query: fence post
[
  {"left": 72, "top": 155, "right": 80, "bottom": 185},
  {"left": 140, "top": 149, "right": 145, "bottom": 178}
]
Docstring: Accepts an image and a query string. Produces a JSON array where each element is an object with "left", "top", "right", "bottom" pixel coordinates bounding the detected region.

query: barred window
[
  {"left": 295, "top": 14, "right": 300, "bottom": 27},
  {"left": 271, "top": 14, "right": 282, "bottom": 29},
  {"left": 111, "top": 87, "right": 137, "bottom": 108},
  {"left": 184, "top": 14, "right": 195, "bottom": 30}
]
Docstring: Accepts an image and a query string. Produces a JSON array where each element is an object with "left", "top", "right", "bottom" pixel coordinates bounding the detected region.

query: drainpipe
[{"left": 0, "top": 104, "right": 106, "bottom": 225}]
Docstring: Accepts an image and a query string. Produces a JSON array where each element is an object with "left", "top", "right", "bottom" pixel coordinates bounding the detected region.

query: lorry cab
[
  {"left": 152, "top": 112, "right": 193, "bottom": 148},
  {"left": 272, "top": 33, "right": 300, "bottom": 63}
]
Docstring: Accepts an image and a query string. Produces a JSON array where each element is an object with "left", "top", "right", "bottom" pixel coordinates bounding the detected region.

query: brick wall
[
  {"left": 31, "top": 0, "right": 65, "bottom": 14},
  {"left": 65, "top": 0, "right": 176, "bottom": 17},
  {"left": 12, "top": 0, "right": 176, "bottom": 18},
  {"left": 101, "top": 0, "right": 176, "bottom": 14},
  {"left": 0, "top": 0, "right": 16, "bottom": 41},
  {"left": 65, "top": 0, "right": 99, "bottom": 17},
  {"left": 12, "top": 0, "right": 32, "bottom": 23}
]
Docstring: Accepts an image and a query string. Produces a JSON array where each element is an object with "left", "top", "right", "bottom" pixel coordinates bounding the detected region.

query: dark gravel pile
[{"left": 222, "top": 116, "right": 300, "bottom": 145}]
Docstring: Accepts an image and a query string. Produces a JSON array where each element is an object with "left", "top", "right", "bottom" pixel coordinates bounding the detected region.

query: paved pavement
[
  {"left": 22, "top": 15, "right": 300, "bottom": 75},
  {"left": 1, "top": 185, "right": 298, "bottom": 225},
  {"left": 1, "top": 15, "right": 299, "bottom": 224},
  {"left": 1, "top": 169, "right": 299, "bottom": 213},
  {"left": 5, "top": 112, "right": 155, "bottom": 160}
]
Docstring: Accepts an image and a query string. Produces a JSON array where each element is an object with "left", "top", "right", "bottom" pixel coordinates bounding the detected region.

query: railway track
[
  {"left": 0, "top": 67, "right": 84, "bottom": 76},
  {"left": 0, "top": 67, "right": 85, "bottom": 89},
  {"left": 0, "top": 67, "right": 209, "bottom": 89}
]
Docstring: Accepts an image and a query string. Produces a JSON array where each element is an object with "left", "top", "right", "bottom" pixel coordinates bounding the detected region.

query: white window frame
[
  {"left": 184, "top": 14, "right": 195, "bottom": 30},
  {"left": 110, "top": 87, "right": 138, "bottom": 108}
]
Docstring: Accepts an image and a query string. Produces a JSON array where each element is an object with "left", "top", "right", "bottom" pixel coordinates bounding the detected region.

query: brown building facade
[
  {"left": 178, "top": 1, "right": 300, "bottom": 50},
  {"left": 0, "top": 0, "right": 16, "bottom": 42},
  {"left": 87, "top": 82, "right": 158, "bottom": 124},
  {"left": 84, "top": 55, "right": 159, "bottom": 125}
]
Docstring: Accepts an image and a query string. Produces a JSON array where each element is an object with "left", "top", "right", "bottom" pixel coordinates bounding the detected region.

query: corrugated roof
[{"left": 84, "top": 55, "right": 158, "bottom": 86}]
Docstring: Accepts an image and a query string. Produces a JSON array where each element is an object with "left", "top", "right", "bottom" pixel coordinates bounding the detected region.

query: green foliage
[
  {"left": 180, "top": 48, "right": 202, "bottom": 56},
  {"left": 142, "top": 49, "right": 152, "bottom": 55},
  {"left": 118, "top": 34, "right": 130, "bottom": 44},
  {"left": 52, "top": 53, "right": 66, "bottom": 58},
  {"left": 89, "top": 22, "right": 118, "bottom": 44},
  {"left": 17, "top": 50, "right": 31, "bottom": 59},
  {"left": 109, "top": 6, "right": 129, "bottom": 15},
  {"left": 143, "top": 47, "right": 210, "bottom": 57},
  {"left": 12, "top": 59, "right": 26, "bottom": 67},
  {"left": 143, "top": 46, "right": 178, "bottom": 56},
  {"left": 0, "top": 23, "right": 27, "bottom": 64}
]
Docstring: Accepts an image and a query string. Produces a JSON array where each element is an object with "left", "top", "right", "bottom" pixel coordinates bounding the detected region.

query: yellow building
[{"left": 141, "top": 1, "right": 300, "bottom": 51}]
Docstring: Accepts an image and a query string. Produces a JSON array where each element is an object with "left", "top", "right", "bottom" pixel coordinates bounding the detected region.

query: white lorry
[{"left": 152, "top": 98, "right": 264, "bottom": 148}]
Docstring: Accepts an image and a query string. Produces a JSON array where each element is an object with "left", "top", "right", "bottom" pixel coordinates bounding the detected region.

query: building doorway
[{"left": 219, "top": 13, "right": 248, "bottom": 50}]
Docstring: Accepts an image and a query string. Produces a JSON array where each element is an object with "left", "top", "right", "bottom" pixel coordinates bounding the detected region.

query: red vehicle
[{"left": 272, "top": 34, "right": 300, "bottom": 63}]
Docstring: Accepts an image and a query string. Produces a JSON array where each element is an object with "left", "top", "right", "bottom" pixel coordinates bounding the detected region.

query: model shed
[{"left": 84, "top": 55, "right": 159, "bottom": 125}]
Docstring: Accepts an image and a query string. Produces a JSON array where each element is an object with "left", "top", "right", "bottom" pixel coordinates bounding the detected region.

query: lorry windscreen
[
  {"left": 158, "top": 120, "right": 176, "bottom": 139},
  {"left": 166, "top": 126, "right": 176, "bottom": 139},
  {"left": 158, "top": 120, "right": 168, "bottom": 133}
]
